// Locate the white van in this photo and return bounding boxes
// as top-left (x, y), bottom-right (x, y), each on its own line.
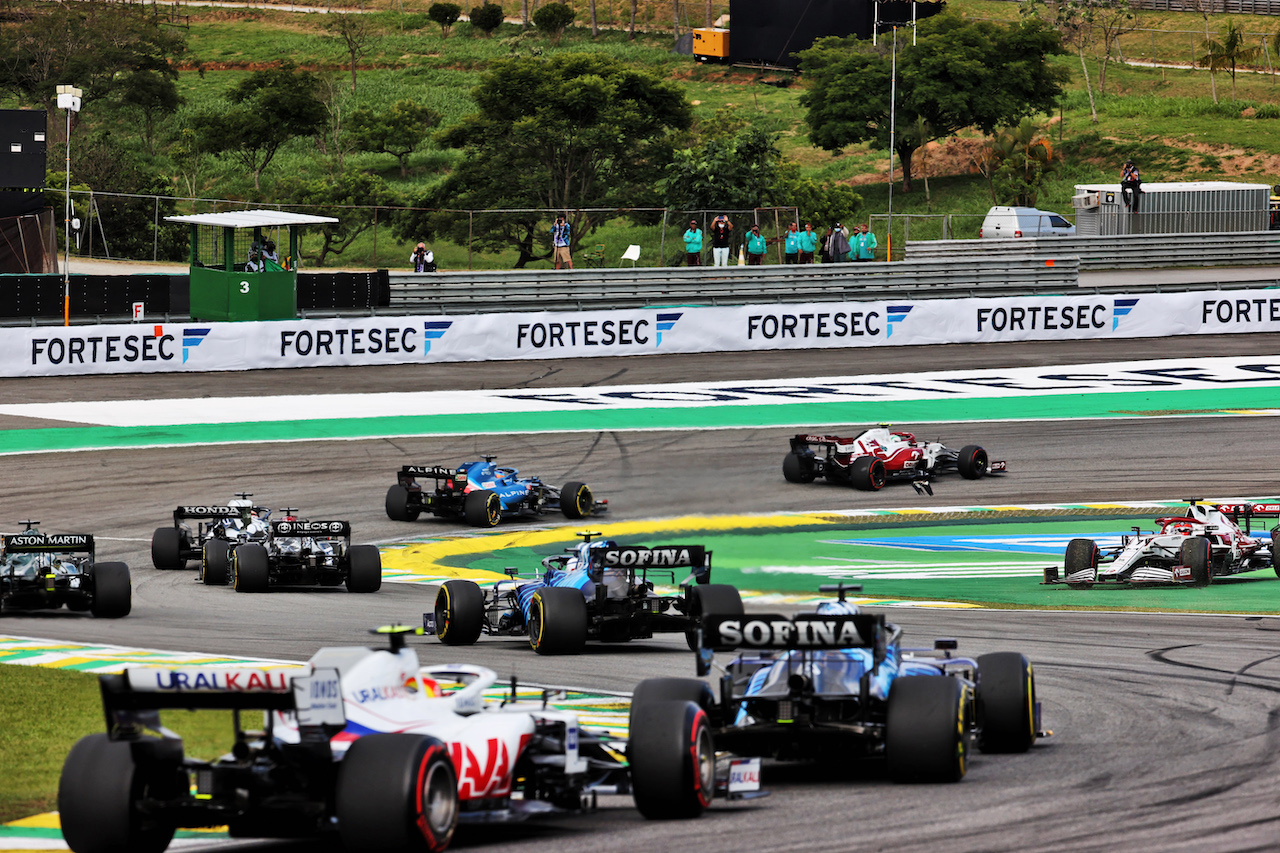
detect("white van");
top-left (979, 206), bottom-right (1076, 238)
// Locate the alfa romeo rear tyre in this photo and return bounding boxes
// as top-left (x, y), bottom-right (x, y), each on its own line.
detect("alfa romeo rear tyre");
top-left (957, 445), bottom-right (989, 479)
top-left (1063, 538), bottom-right (1099, 589)
top-left (433, 580), bottom-right (484, 645)
top-left (850, 456), bottom-right (886, 491)
top-left (1180, 536), bottom-right (1212, 587)
top-left (782, 452), bottom-right (816, 483)
top-left (1272, 526), bottom-right (1280, 578)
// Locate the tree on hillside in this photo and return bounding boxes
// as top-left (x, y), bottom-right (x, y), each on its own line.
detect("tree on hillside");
top-left (469, 3), bottom-right (505, 37)
top-left (347, 100), bottom-right (443, 177)
top-left (1031, 0), bottom-right (1098, 122)
top-left (285, 170), bottom-right (403, 267)
top-left (1199, 19), bottom-right (1259, 101)
top-left (429, 3), bottom-right (462, 38)
top-left (976, 118), bottom-right (1061, 206)
top-left (798, 16), bottom-right (1068, 193)
top-left (113, 69), bottom-right (181, 154)
top-left (533, 3), bottom-right (575, 45)
top-left (325, 13), bottom-right (373, 92)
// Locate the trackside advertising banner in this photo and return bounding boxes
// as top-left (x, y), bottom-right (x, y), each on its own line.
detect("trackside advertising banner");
top-left (6, 290), bottom-right (1280, 377)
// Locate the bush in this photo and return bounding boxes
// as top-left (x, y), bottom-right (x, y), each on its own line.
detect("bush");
top-left (469, 2), bottom-right (504, 36)
top-left (428, 2), bottom-right (462, 38)
top-left (532, 2), bottom-right (575, 45)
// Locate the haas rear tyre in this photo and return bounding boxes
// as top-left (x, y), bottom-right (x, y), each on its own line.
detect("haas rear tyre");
top-left (150, 527), bottom-right (186, 570)
top-left (201, 540), bottom-right (230, 586)
top-left (1180, 536), bottom-right (1212, 587)
top-left (346, 544), bottom-right (382, 593)
top-left (850, 456), bottom-right (886, 491)
top-left (684, 583), bottom-right (743, 651)
top-left (528, 587), bottom-right (588, 655)
top-left (957, 445), bottom-right (989, 479)
top-left (1063, 538), bottom-right (1099, 589)
top-left (232, 544), bottom-right (270, 593)
top-left (59, 733), bottom-right (180, 853)
top-left (976, 652), bottom-right (1037, 753)
top-left (630, 700), bottom-right (715, 819)
top-left (782, 452), bottom-right (816, 483)
top-left (385, 484), bottom-right (420, 522)
top-left (560, 481), bottom-right (594, 519)
top-left (433, 580), bottom-right (484, 645)
top-left (886, 676), bottom-right (970, 783)
top-left (336, 733), bottom-right (458, 853)
top-left (89, 562), bottom-right (132, 619)
top-left (463, 489), bottom-right (501, 528)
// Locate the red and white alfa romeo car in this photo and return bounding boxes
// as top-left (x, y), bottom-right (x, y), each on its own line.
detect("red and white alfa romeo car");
top-left (783, 427), bottom-right (1005, 493)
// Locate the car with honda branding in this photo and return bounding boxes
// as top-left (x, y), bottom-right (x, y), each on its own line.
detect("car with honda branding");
top-left (428, 534), bottom-right (742, 654)
top-left (57, 626), bottom-right (746, 853)
top-left (210, 515), bottom-right (382, 594)
top-left (1044, 499), bottom-right (1280, 588)
top-left (385, 457), bottom-right (606, 528)
top-left (0, 522), bottom-right (131, 618)
top-left (639, 584), bottom-right (1045, 783)
top-left (783, 426), bottom-right (1005, 493)
top-left (151, 494), bottom-right (272, 575)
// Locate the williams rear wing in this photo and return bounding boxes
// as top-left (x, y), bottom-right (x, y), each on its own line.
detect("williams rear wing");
top-left (590, 545), bottom-right (712, 585)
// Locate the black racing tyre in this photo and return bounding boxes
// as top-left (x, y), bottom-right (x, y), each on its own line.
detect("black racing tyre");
top-left (850, 456), bottom-right (887, 491)
top-left (560, 481), bottom-right (594, 519)
top-left (1272, 526), bottom-right (1280, 578)
top-left (59, 733), bottom-right (180, 853)
top-left (89, 563), bottom-right (132, 619)
top-left (346, 545), bottom-right (383, 593)
top-left (433, 580), bottom-right (484, 645)
top-left (684, 583), bottom-right (744, 651)
top-left (782, 452), bottom-right (816, 483)
top-left (629, 700), bottom-right (715, 819)
top-left (957, 445), bottom-right (990, 479)
top-left (201, 539), bottom-right (230, 586)
top-left (232, 544), bottom-right (270, 593)
top-left (385, 484), bottom-right (421, 522)
top-left (1063, 538), bottom-right (1099, 589)
top-left (463, 489), bottom-right (502, 528)
top-left (528, 586), bottom-right (588, 655)
top-left (150, 527), bottom-right (186, 570)
top-left (631, 678), bottom-right (716, 714)
top-left (886, 675), bottom-right (970, 783)
top-left (976, 652), bottom-right (1037, 753)
top-left (1180, 535), bottom-right (1212, 587)
top-left (336, 733), bottom-right (458, 853)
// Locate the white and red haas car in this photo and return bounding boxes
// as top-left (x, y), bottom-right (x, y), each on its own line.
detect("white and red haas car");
top-left (783, 427), bottom-right (1005, 493)
top-left (1044, 500), bottom-right (1280, 588)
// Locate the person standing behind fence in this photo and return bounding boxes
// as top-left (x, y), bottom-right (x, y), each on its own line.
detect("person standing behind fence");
top-left (829, 222), bottom-right (851, 263)
top-left (710, 214), bottom-right (733, 267)
top-left (683, 219), bottom-right (704, 266)
top-left (783, 223), bottom-right (801, 264)
top-left (411, 242), bottom-right (431, 272)
top-left (745, 223), bottom-right (767, 265)
top-left (551, 215), bottom-right (573, 269)
top-left (1120, 159), bottom-right (1142, 213)
top-left (798, 222), bottom-right (818, 264)
top-left (855, 224), bottom-right (878, 261)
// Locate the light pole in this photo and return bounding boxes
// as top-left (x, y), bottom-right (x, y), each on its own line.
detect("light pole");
top-left (56, 84), bottom-right (82, 327)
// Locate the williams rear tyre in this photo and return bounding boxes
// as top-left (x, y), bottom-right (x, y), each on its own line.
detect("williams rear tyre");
top-left (232, 544), bottom-right (270, 593)
top-left (850, 456), bottom-right (886, 491)
top-left (631, 678), bottom-right (716, 713)
top-left (684, 583), bottom-right (743, 651)
top-left (560, 481), bottom-right (594, 519)
top-left (1272, 526), bottom-right (1280, 578)
top-left (976, 652), bottom-right (1037, 754)
top-left (886, 675), bottom-right (970, 783)
top-left (336, 733), bottom-right (458, 853)
top-left (150, 527), bottom-right (186, 570)
top-left (433, 580), bottom-right (484, 645)
top-left (782, 452), bottom-right (816, 483)
top-left (463, 489), bottom-right (501, 528)
top-left (957, 445), bottom-right (989, 479)
top-left (385, 484), bottom-right (421, 522)
top-left (1180, 535), bottom-right (1212, 587)
top-left (201, 540), bottom-right (230, 586)
top-left (59, 733), bottom-right (180, 853)
top-left (528, 587), bottom-right (588, 655)
top-left (345, 545), bottom-right (382, 593)
top-left (629, 700), bottom-right (715, 819)
top-left (88, 563), bottom-right (131, 619)
top-left (1063, 538), bottom-right (1099, 589)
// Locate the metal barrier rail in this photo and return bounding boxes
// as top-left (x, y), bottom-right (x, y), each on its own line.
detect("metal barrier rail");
top-left (903, 231), bottom-right (1280, 271)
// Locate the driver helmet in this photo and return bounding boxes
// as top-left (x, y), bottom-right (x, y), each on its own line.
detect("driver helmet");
top-left (229, 498), bottom-right (254, 526)
top-left (815, 599), bottom-right (860, 616)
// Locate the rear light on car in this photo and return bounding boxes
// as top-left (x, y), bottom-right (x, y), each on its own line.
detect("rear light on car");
top-left (978, 227), bottom-right (983, 237)
top-left (1014, 230), bottom-right (1023, 237)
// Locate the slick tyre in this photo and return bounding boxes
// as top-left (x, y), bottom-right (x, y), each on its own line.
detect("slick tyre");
top-left (957, 445), bottom-right (990, 479)
top-left (684, 583), bottom-right (743, 651)
top-left (346, 545), bottom-right (383, 593)
top-left (850, 456), bottom-right (886, 491)
top-left (232, 544), bottom-right (269, 593)
top-left (385, 485), bottom-right (420, 522)
top-left (463, 489), bottom-right (501, 528)
top-left (782, 452), bottom-right (816, 483)
top-left (560, 481), bottom-right (594, 519)
top-left (528, 587), bottom-right (588, 655)
top-left (1272, 526), bottom-right (1280, 578)
top-left (150, 528), bottom-right (186, 570)
top-left (631, 678), bottom-right (716, 714)
top-left (886, 675), bottom-right (970, 783)
top-left (1063, 538), bottom-right (1099, 589)
top-left (88, 563), bottom-right (132, 619)
top-left (59, 733), bottom-right (180, 853)
top-left (336, 733), bottom-right (458, 853)
top-left (1180, 536), bottom-right (1212, 587)
top-left (201, 540), bottom-right (230, 586)
top-left (433, 580), bottom-right (484, 645)
top-left (629, 700), bottom-right (715, 819)
top-left (976, 652), bottom-right (1037, 753)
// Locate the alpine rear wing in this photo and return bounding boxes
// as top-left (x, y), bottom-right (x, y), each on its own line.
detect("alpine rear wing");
top-left (397, 465), bottom-right (457, 485)
top-left (3, 532), bottom-right (93, 556)
top-left (590, 545), bottom-right (712, 585)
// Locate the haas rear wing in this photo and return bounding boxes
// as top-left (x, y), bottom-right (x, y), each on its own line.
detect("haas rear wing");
top-left (3, 533), bottom-right (93, 555)
top-left (591, 545), bottom-right (712, 584)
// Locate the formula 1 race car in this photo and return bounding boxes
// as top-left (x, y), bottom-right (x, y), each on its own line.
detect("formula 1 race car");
top-left (58, 627), bottom-right (739, 853)
top-left (203, 515), bottom-right (382, 593)
top-left (782, 427), bottom-right (1005, 493)
top-left (151, 494), bottom-right (272, 571)
top-left (1044, 500), bottom-right (1280, 588)
top-left (426, 534), bottom-right (743, 654)
top-left (386, 457), bottom-right (607, 528)
top-left (634, 584), bottom-right (1044, 783)
top-left (0, 523), bottom-right (131, 618)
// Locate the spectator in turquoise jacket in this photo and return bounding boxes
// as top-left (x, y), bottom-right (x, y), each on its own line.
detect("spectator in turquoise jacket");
top-left (783, 222), bottom-right (801, 264)
top-left (855, 223), bottom-right (878, 261)
top-left (682, 219), bottom-right (703, 266)
top-left (746, 223), bottom-right (767, 265)
top-left (798, 222), bottom-right (818, 264)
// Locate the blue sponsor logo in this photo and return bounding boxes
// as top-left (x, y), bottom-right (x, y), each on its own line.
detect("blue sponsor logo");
top-left (424, 320), bottom-right (453, 354)
top-left (656, 312), bottom-right (682, 347)
top-left (181, 327), bottom-right (211, 364)
top-left (1113, 298), bottom-right (1138, 331)
top-left (885, 304), bottom-right (913, 338)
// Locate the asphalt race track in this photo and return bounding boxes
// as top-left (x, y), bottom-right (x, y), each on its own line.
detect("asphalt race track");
top-left (5, 334), bottom-right (1280, 852)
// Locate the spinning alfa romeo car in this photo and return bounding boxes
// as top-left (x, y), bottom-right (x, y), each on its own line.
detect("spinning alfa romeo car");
top-left (202, 514), bottom-right (382, 594)
top-left (58, 627), bottom-right (743, 853)
top-left (782, 427), bottom-right (1005, 492)
top-left (1044, 500), bottom-right (1280, 588)
top-left (0, 523), bottom-right (131, 618)
top-left (635, 584), bottom-right (1045, 783)
top-left (427, 535), bottom-right (742, 654)
top-left (385, 457), bottom-right (606, 528)
top-left (151, 495), bottom-right (271, 572)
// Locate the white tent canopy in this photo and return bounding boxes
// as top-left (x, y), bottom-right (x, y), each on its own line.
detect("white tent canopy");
top-left (165, 210), bottom-right (338, 228)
